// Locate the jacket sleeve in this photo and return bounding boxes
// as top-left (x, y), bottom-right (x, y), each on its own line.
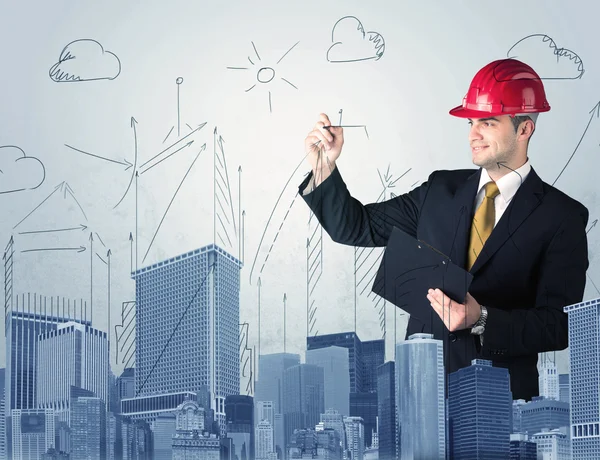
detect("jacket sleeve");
top-left (479, 204), bottom-right (589, 357)
top-left (298, 164), bottom-right (433, 247)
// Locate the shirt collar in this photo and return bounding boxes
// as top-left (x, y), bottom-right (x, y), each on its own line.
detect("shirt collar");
top-left (477, 158), bottom-right (532, 203)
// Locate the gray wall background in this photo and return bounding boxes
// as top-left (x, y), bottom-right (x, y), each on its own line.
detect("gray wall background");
top-left (1, 0), bottom-right (598, 385)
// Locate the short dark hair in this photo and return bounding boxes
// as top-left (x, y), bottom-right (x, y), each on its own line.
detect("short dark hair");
top-left (510, 115), bottom-right (533, 133)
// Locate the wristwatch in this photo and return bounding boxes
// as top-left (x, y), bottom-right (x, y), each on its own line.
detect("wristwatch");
top-left (471, 305), bottom-right (488, 335)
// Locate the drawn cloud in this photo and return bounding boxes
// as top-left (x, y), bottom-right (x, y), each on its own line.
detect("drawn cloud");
top-left (0, 145), bottom-right (45, 194)
top-left (507, 34), bottom-right (584, 80)
top-left (49, 39), bottom-right (121, 82)
top-left (327, 16), bottom-right (385, 63)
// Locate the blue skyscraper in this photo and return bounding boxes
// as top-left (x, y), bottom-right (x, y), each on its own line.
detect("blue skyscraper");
top-left (519, 397), bottom-right (569, 437)
top-left (361, 340), bottom-right (384, 393)
top-left (509, 433), bottom-right (537, 459)
top-left (36, 321), bottom-right (109, 424)
top-left (448, 359), bottom-right (512, 459)
top-left (306, 346), bottom-right (350, 416)
top-left (225, 395), bottom-right (254, 460)
top-left (255, 353), bottom-right (301, 414)
top-left (133, 244), bottom-right (241, 432)
top-left (282, 364), bottom-right (324, 449)
top-left (307, 333), bottom-right (363, 393)
top-left (564, 297), bottom-right (600, 459)
top-left (70, 397), bottom-right (107, 459)
top-left (395, 333), bottom-right (445, 460)
top-left (4, 293), bottom-right (90, 414)
top-left (376, 361), bottom-right (395, 460)
top-left (306, 333), bottom-right (382, 448)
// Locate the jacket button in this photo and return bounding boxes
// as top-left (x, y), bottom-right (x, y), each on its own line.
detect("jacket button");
top-left (449, 333), bottom-right (457, 342)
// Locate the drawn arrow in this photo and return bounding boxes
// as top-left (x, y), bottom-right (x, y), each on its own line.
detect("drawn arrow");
top-left (129, 232), bottom-right (133, 273)
top-left (586, 219), bottom-right (598, 234)
top-left (242, 210), bottom-right (246, 265)
top-left (65, 144), bottom-right (133, 170)
top-left (140, 140), bottom-right (195, 175)
top-left (114, 117), bottom-right (139, 209)
top-left (89, 232), bottom-right (94, 324)
top-left (13, 182), bottom-right (63, 229)
top-left (257, 277), bottom-right (262, 357)
top-left (21, 246), bottom-right (86, 254)
top-left (135, 171), bottom-right (139, 273)
top-left (140, 122), bottom-right (207, 170)
top-left (239, 165), bottom-right (242, 262)
top-left (107, 249), bottom-right (112, 359)
top-left (553, 101), bottom-right (600, 186)
top-left (249, 154), bottom-right (306, 285)
top-left (18, 224), bottom-right (88, 235)
top-left (215, 129), bottom-right (237, 239)
top-left (283, 292), bottom-right (287, 353)
top-left (142, 144), bottom-right (207, 263)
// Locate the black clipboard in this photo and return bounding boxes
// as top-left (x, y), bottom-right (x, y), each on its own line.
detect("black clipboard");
top-left (371, 226), bottom-right (473, 322)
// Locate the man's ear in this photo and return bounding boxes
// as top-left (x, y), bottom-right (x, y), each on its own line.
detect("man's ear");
top-left (520, 120), bottom-right (535, 141)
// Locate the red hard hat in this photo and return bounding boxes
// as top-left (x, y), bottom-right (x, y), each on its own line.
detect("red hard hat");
top-left (449, 58), bottom-right (550, 118)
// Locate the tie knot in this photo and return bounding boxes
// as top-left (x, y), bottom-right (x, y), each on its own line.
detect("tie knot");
top-left (484, 181), bottom-right (500, 199)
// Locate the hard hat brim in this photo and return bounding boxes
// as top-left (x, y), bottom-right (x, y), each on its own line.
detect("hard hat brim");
top-left (449, 104), bottom-right (549, 118)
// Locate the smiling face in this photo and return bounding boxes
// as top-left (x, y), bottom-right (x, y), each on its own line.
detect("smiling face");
top-left (468, 115), bottom-right (533, 179)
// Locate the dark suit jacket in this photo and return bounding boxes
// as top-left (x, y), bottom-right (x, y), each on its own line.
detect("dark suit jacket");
top-left (299, 164), bottom-right (589, 401)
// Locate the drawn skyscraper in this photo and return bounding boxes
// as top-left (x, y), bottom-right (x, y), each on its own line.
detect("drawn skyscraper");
top-left (133, 244), bottom-right (241, 433)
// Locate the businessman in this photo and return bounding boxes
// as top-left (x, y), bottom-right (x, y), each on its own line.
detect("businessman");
top-left (298, 58), bottom-right (589, 401)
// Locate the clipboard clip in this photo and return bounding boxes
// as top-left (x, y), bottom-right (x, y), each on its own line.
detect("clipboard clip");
top-left (417, 239), bottom-right (451, 263)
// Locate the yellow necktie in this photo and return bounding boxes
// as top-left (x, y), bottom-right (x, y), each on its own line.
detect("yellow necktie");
top-left (467, 181), bottom-right (500, 270)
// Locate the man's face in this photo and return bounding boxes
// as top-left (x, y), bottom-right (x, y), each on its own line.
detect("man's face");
top-left (467, 115), bottom-right (519, 170)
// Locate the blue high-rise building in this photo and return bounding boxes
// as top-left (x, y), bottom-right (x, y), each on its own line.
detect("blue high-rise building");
top-left (255, 353), bottom-right (301, 414)
top-left (307, 332), bottom-right (363, 393)
top-left (4, 293), bottom-right (90, 414)
top-left (36, 321), bottom-right (109, 424)
top-left (225, 395), bottom-right (254, 460)
top-left (448, 359), bottom-right (512, 459)
top-left (376, 361), bottom-right (395, 460)
top-left (509, 433), bottom-right (537, 459)
top-left (306, 333), bottom-right (382, 448)
top-left (71, 397), bottom-right (107, 459)
top-left (564, 297), bottom-right (600, 459)
top-left (362, 340), bottom-right (384, 393)
top-left (306, 346), bottom-right (350, 416)
top-left (133, 244), bottom-right (241, 433)
top-left (558, 374), bottom-right (569, 404)
top-left (395, 333), bottom-right (445, 460)
top-left (282, 364), bottom-right (324, 450)
top-left (519, 397), bottom-right (570, 437)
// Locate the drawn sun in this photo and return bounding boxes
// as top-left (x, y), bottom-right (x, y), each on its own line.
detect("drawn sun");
top-left (227, 41), bottom-right (299, 112)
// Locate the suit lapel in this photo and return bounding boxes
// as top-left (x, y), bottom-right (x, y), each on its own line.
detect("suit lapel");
top-left (469, 167), bottom-right (545, 274)
top-left (444, 169), bottom-right (481, 271)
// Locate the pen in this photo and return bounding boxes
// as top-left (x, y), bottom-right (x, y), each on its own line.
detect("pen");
top-left (323, 125), bottom-right (365, 129)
